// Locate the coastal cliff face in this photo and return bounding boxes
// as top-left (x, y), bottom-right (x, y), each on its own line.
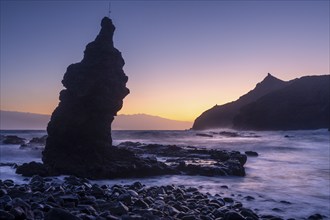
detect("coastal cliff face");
top-left (193, 74), bottom-right (330, 130)
top-left (42, 17), bottom-right (130, 176)
top-left (192, 74), bottom-right (288, 129)
top-left (233, 75), bottom-right (330, 130)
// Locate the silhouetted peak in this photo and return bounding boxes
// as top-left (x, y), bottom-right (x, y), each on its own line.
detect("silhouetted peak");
top-left (257, 73), bottom-right (284, 88)
top-left (82, 17), bottom-right (117, 62)
top-left (95, 17), bottom-right (115, 42)
top-left (263, 73), bottom-right (281, 82)
top-left (235, 73), bottom-right (287, 106)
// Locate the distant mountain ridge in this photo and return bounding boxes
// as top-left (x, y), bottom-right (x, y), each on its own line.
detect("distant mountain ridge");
top-left (192, 74), bottom-right (330, 130)
top-left (0, 111), bottom-right (191, 130)
top-left (112, 114), bottom-right (192, 130)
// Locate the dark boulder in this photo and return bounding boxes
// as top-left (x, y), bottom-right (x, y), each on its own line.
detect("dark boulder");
top-left (2, 135), bottom-right (25, 145)
top-left (44, 208), bottom-right (81, 220)
top-left (29, 135), bottom-right (47, 145)
top-left (16, 162), bottom-right (50, 177)
top-left (224, 211), bottom-right (246, 220)
top-left (245, 151), bottom-right (259, 157)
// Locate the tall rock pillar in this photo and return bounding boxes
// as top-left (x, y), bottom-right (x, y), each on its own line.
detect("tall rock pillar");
top-left (42, 17), bottom-right (129, 175)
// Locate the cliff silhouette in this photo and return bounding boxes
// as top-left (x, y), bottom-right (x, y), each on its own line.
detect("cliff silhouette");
top-left (193, 74), bottom-right (329, 130)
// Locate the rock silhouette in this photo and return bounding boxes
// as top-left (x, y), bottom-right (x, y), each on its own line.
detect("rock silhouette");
top-left (233, 75), bottom-right (330, 130)
top-left (192, 73), bottom-right (288, 129)
top-left (34, 17), bottom-right (172, 179)
top-left (193, 74), bottom-right (330, 130)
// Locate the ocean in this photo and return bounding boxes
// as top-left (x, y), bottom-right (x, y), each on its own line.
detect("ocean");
top-left (0, 129), bottom-right (329, 219)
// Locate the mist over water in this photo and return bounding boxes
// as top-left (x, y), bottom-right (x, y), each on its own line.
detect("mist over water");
top-left (0, 129), bottom-right (329, 219)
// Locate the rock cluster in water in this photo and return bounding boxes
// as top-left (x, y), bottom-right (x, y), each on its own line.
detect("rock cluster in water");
top-left (16, 138), bottom-right (248, 178)
top-left (118, 142), bottom-right (247, 177)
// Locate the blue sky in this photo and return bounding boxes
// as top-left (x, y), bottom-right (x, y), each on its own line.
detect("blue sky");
top-left (1, 1), bottom-right (329, 121)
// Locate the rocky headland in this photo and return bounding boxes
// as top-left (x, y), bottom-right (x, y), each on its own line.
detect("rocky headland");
top-left (193, 74), bottom-right (330, 131)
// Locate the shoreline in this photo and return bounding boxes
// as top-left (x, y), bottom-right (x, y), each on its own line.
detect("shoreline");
top-left (0, 130), bottom-right (329, 219)
top-left (1, 175), bottom-right (325, 220)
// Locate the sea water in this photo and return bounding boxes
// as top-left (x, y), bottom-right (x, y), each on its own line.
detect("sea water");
top-left (0, 129), bottom-right (329, 219)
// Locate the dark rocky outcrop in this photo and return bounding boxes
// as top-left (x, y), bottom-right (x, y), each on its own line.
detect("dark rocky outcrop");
top-left (16, 17), bottom-right (174, 179)
top-left (245, 151), bottom-right (259, 157)
top-left (2, 135), bottom-right (26, 145)
top-left (234, 75), bottom-right (330, 130)
top-left (193, 73), bottom-right (288, 130)
top-left (42, 17), bottom-right (129, 165)
top-left (118, 143), bottom-right (247, 177)
top-left (16, 161), bottom-right (49, 177)
top-left (193, 74), bottom-right (330, 130)
top-left (16, 141), bottom-right (247, 178)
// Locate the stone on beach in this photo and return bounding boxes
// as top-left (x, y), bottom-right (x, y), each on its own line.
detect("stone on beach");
top-left (1, 176), bottom-right (321, 220)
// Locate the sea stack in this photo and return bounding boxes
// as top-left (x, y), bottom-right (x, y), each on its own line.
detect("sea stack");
top-left (42, 17), bottom-right (130, 177)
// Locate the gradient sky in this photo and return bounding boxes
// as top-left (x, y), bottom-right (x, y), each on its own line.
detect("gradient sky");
top-left (1, 1), bottom-right (329, 122)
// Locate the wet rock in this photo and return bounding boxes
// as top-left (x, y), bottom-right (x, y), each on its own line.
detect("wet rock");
top-left (3, 180), bottom-right (14, 187)
top-left (196, 133), bottom-right (213, 138)
top-left (44, 208), bottom-right (81, 220)
top-left (0, 163), bottom-right (17, 168)
top-left (223, 197), bottom-right (234, 203)
top-left (60, 195), bottom-right (79, 206)
top-left (245, 151), bottom-right (259, 157)
top-left (16, 161), bottom-right (50, 177)
top-left (244, 195), bottom-right (255, 201)
top-left (29, 135), bottom-right (48, 144)
top-left (0, 195), bottom-right (12, 205)
top-left (260, 215), bottom-right (283, 220)
top-left (0, 177), bottom-right (313, 220)
top-left (2, 135), bottom-right (25, 145)
top-left (133, 199), bottom-right (149, 209)
top-left (109, 202), bottom-right (129, 216)
top-left (20, 135), bottom-right (48, 150)
top-left (219, 131), bottom-right (240, 137)
top-left (77, 205), bottom-right (97, 216)
top-left (30, 175), bottom-right (44, 184)
top-left (182, 215), bottom-right (197, 220)
top-left (0, 210), bottom-right (15, 220)
top-left (240, 208), bottom-right (259, 220)
top-left (0, 189), bottom-right (7, 197)
top-left (308, 214), bottom-right (324, 220)
top-left (279, 200), bottom-right (291, 204)
top-left (224, 211), bottom-right (245, 220)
